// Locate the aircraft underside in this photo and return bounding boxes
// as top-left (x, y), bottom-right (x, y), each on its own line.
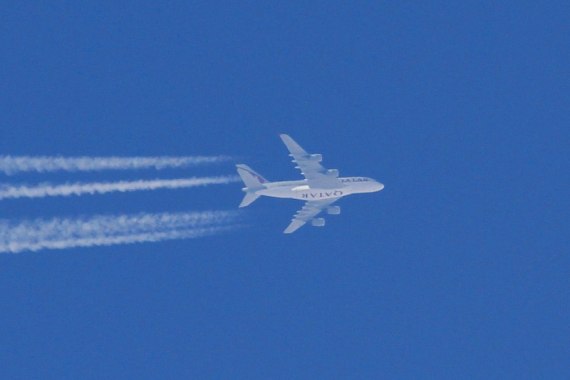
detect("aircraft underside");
top-left (236, 134), bottom-right (384, 233)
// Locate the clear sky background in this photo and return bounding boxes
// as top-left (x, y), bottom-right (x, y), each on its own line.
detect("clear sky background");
top-left (1, 2), bottom-right (568, 378)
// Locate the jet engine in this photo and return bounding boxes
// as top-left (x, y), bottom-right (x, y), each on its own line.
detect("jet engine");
top-left (308, 154), bottom-right (323, 162)
top-left (311, 218), bottom-right (325, 227)
top-left (327, 206), bottom-right (341, 215)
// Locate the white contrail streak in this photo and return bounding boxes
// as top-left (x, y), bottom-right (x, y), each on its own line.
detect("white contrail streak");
top-left (0, 211), bottom-right (238, 253)
top-left (1, 227), bottom-right (234, 254)
top-left (0, 155), bottom-right (231, 175)
top-left (0, 176), bottom-right (240, 200)
top-left (1, 210), bottom-right (236, 240)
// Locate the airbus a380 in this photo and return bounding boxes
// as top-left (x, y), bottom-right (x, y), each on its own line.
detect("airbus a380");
top-left (236, 134), bottom-right (384, 234)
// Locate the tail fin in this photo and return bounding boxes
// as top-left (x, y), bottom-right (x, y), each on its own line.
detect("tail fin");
top-left (236, 164), bottom-right (268, 189)
top-left (236, 164), bottom-right (267, 208)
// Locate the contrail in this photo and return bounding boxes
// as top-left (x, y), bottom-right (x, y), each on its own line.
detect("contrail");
top-left (0, 155), bottom-right (231, 175)
top-left (1, 227), bottom-right (234, 254)
top-left (0, 176), bottom-right (240, 200)
top-left (0, 211), bottom-right (238, 253)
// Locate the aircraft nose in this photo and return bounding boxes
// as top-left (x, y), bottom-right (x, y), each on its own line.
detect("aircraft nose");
top-left (374, 182), bottom-right (384, 192)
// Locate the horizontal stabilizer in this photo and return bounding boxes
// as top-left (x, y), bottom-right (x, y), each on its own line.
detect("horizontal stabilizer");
top-left (239, 192), bottom-right (260, 208)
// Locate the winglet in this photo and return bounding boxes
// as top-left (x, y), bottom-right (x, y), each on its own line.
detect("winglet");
top-left (283, 219), bottom-right (305, 234)
top-left (280, 134), bottom-right (308, 155)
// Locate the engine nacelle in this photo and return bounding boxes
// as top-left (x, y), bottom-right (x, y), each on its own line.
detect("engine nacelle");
top-left (311, 218), bottom-right (325, 227)
top-left (327, 206), bottom-right (341, 215)
top-left (308, 154), bottom-right (323, 162)
top-left (327, 169), bottom-right (339, 177)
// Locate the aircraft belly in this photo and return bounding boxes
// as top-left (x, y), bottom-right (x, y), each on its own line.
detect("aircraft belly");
top-left (259, 186), bottom-right (349, 200)
top-left (294, 189), bottom-right (346, 200)
top-left (257, 188), bottom-right (293, 199)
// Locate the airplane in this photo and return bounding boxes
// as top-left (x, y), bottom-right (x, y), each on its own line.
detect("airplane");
top-left (236, 134), bottom-right (384, 234)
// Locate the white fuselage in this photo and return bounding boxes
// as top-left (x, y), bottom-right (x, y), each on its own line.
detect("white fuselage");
top-left (255, 177), bottom-right (384, 201)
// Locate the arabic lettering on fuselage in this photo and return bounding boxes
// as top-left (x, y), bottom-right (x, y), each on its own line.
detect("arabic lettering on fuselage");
top-left (340, 177), bottom-right (369, 183)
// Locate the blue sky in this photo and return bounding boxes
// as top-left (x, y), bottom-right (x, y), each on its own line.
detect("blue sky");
top-left (1, 2), bottom-right (568, 378)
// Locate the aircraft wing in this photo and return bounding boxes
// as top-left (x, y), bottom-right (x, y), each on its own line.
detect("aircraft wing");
top-left (283, 198), bottom-right (339, 234)
top-left (280, 134), bottom-right (341, 189)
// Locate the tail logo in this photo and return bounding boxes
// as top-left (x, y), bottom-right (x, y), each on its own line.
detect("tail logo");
top-left (242, 167), bottom-right (267, 183)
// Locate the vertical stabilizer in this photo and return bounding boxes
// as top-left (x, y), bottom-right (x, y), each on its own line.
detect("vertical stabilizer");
top-left (236, 164), bottom-right (267, 208)
top-left (236, 164), bottom-right (268, 189)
